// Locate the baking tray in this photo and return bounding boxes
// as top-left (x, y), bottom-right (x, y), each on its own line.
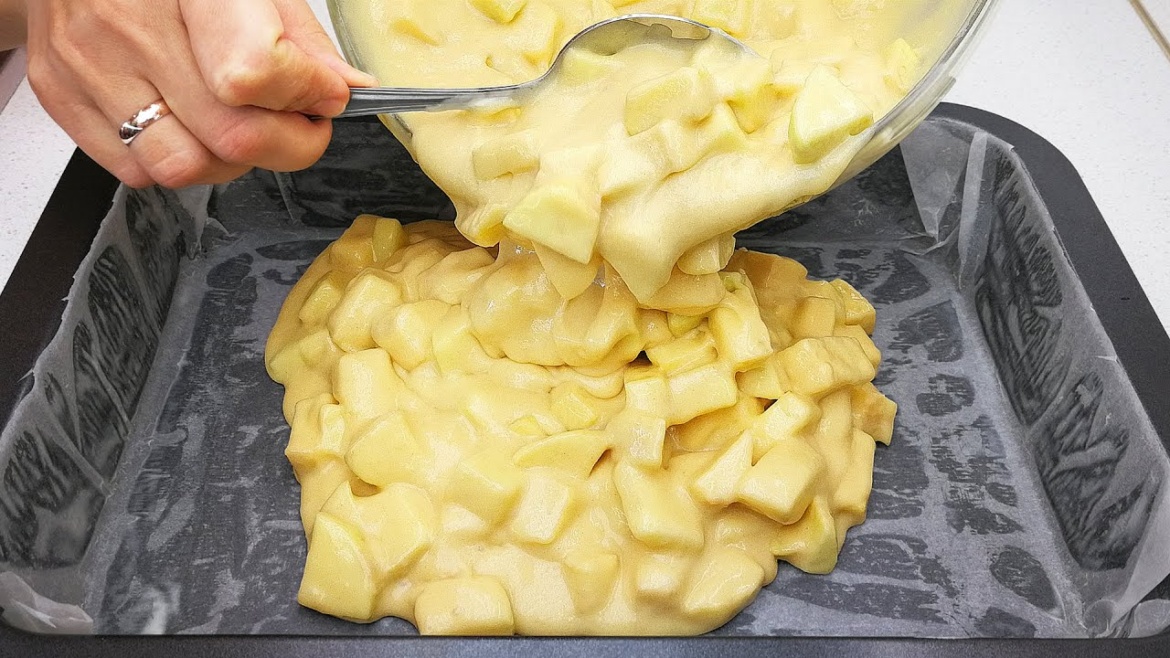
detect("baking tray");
top-left (1, 104), bottom-right (1168, 656)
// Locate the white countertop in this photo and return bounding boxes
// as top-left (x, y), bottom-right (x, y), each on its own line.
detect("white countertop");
top-left (2, 0), bottom-right (1169, 334)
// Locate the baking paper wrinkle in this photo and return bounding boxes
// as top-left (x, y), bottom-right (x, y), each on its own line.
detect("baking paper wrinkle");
top-left (0, 118), bottom-right (1167, 638)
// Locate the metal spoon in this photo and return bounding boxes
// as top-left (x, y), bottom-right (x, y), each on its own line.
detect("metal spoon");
top-left (334, 14), bottom-right (752, 118)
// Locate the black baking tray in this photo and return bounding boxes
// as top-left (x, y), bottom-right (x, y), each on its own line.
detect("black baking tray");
top-left (1, 103), bottom-right (1168, 656)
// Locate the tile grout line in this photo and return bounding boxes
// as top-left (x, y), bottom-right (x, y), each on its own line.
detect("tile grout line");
top-left (1129, 0), bottom-right (1170, 63)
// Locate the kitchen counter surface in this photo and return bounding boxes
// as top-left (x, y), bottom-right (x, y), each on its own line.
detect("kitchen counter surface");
top-left (2, 0), bottom-right (1169, 334)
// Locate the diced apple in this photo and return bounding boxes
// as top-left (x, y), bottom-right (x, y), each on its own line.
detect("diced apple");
top-left (792, 295), bottom-right (838, 339)
top-left (513, 429), bottom-right (609, 478)
top-left (371, 217), bottom-right (407, 262)
top-left (670, 395), bottom-right (765, 452)
top-left (692, 431), bottom-right (752, 505)
top-left (558, 48), bottom-right (621, 85)
top-left (564, 550), bottom-right (620, 612)
top-left (682, 546), bottom-right (765, 619)
top-left (329, 217), bottom-right (377, 271)
top-left (333, 348), bottom-right (403, 418)
top-left (550, 382), bottom-right (601, 430)
top-left (834, 429), bottom-right (877, 525)
top-left (667, 313), bottom-right (704, 338)
top-left (613, 462), bottom-right (705, 549)
top-left (371, 299), bottom-right (450, 370)
top-left (327, 269), bottom-right (402, 352)
top-left (678, 234), bottom-right (736, 276)
top-left (834, 324), bottom-right (881, 368)
top-left (468, 0), bottom-right (526, 23)
top-left (777, 336), bottom-right (877, 397)
top-left (511, 472), bottom-right (575, 544)
top-left (472, 131), bottom-right (540, 180)
top-left (752, 391), bottom-right (820, 459)
top-left (534, 243), bottom-right (599, 301)
top-left (322, 481), bottom-right (435, 578)
top-left (667, 363), bottom-right (738, 425)
top-left (851, 382), bottom-right (897, 445)
top-left (771, 496), bottom-right (839, 574)
top-left (297, 512), bottom-right (377, 621)
top-left (345, 411), bottom-right (428, 488)
top-left (298, 271), bottom-right (347, 326)
top-left (644, 272), bottom-right (726, 316)
top-left (609, 411), bottom-right (667, 468)
top-left (885, 38), bottom-right (921, 94)
top-left (737, 438), bottom-right (825, 524)
top-left (625, 67), bottom-right (718, 136)
top-left (414, 577), bottom-right (515, 635)
top-left (635, 553), bottom-right (689, 599)
top-left (709, 275), bottom-right (773, 371)
top-left (788, 65), bottom-right (874, 164)
top-left (448, 450), bottom-right (525, 522)
top-left (829, 279), bottom-right (876, 333)
top-left (645, 332), bottom-right (718, 375)
top-left (503, 182), bottom-right (600, 264)
top-left (736, 354), bottom-right (791, 400)
top-left (286, 396), bottom-right (347, 472)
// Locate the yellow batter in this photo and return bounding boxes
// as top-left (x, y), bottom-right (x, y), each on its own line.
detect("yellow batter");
top-left (265, 0), bottom-right (914, 636)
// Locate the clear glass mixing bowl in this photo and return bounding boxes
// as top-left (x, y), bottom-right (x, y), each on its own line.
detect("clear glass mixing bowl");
top-left (327, 0), bottom-right (1000, 189)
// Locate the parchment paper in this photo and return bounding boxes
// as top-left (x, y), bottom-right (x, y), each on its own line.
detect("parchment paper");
top-left (0, 116), bottom-right (1167, 638)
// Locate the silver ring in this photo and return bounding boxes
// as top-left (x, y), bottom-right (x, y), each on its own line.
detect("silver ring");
top-left (119, 100), bottom-right (171, 146)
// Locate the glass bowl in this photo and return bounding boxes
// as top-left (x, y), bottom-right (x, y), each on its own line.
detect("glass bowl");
top-left (327, 0), bottom-right (1000, 189)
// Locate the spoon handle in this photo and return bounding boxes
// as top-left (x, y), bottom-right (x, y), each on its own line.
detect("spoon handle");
top-left (336, 85), bottom-right (524, 118)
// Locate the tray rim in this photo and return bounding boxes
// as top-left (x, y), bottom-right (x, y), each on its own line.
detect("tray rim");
top-left (0, 103), bottom-right (1167, 656)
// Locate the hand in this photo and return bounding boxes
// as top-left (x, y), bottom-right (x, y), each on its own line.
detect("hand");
top-left (24, 0), bottom-right (376, 188)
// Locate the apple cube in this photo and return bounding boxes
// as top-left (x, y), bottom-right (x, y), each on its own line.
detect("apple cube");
top-left (609, 411), bottom-right (667, 468)
top-left (833, 324), bottom-right (881, 368)
top-left (415, 577), bottom-right (515, 635)
top-left (771, 496), bottom-right (839, 574)
top-left (667, 363), bottom-right (738, 425)
top-left (328, 269), bottom-right (403, 352)
top-left (829, 279), bottom-right (876, 333)
top-left (333, 348), bottom-right (403, 418)
top-left (448, 450), bottom-right (525, 522)
top-left (851, 382), bottom-right (897, 445)
top-left (372, 299), bottom-right (450, 370)
top-left (613, 462), bottom-right (705, 549)
top-left (558, 48), bottom-right (621, 85)
top-left (345, 411), bottom-right (427, 488)
top-left (777, 336), bottom-right (877, 397)
top-left (297, 512), bottom-right (377, 621)
top-left (691, 431), bottom-right (752, 505)
top-left (468, 0), bottom-right (526, 23)
top-left (753, 391), bottom-right (820, 459)
top-left (792, 295), bottom-right (838, 339)
top-left (682, 546), bottom-right (765, 619)
top-left (472, 130), bottom-right (540, 180)
top-left (511, 473), bottom-right (575, 544)
top-left (635, 553), bottom-right (688, 599)
top-left (737, 438), bottom-right (825, 524)
top-left (564, 550), bottom-right (620, 612)
top-left (298, 271), bottom-right (347, 326)
top-left (513, 429), bottom-right (609, 478)
top-left (503, 182), bottom-right (600, 264)
top-left (645, 332), bottom-right (718, 375)
top-left (625, 67), bottom-right (718, 136)
top-left (678, 234), bottom-right (736, 277)
top-left (286, 396), bottom-right (347, 472)
top-left (789, 66), bottom-right (874, 164)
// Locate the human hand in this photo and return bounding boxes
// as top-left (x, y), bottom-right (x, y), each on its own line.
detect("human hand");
top-left (24, 0), bottom-right (376, 188)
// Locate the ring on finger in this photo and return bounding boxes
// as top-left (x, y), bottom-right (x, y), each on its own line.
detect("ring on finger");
top-left (119, 100), bottom-right (172, 146)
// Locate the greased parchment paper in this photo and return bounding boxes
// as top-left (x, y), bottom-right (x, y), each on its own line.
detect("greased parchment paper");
top-left (1, 116), bottom-right (1167, 638)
